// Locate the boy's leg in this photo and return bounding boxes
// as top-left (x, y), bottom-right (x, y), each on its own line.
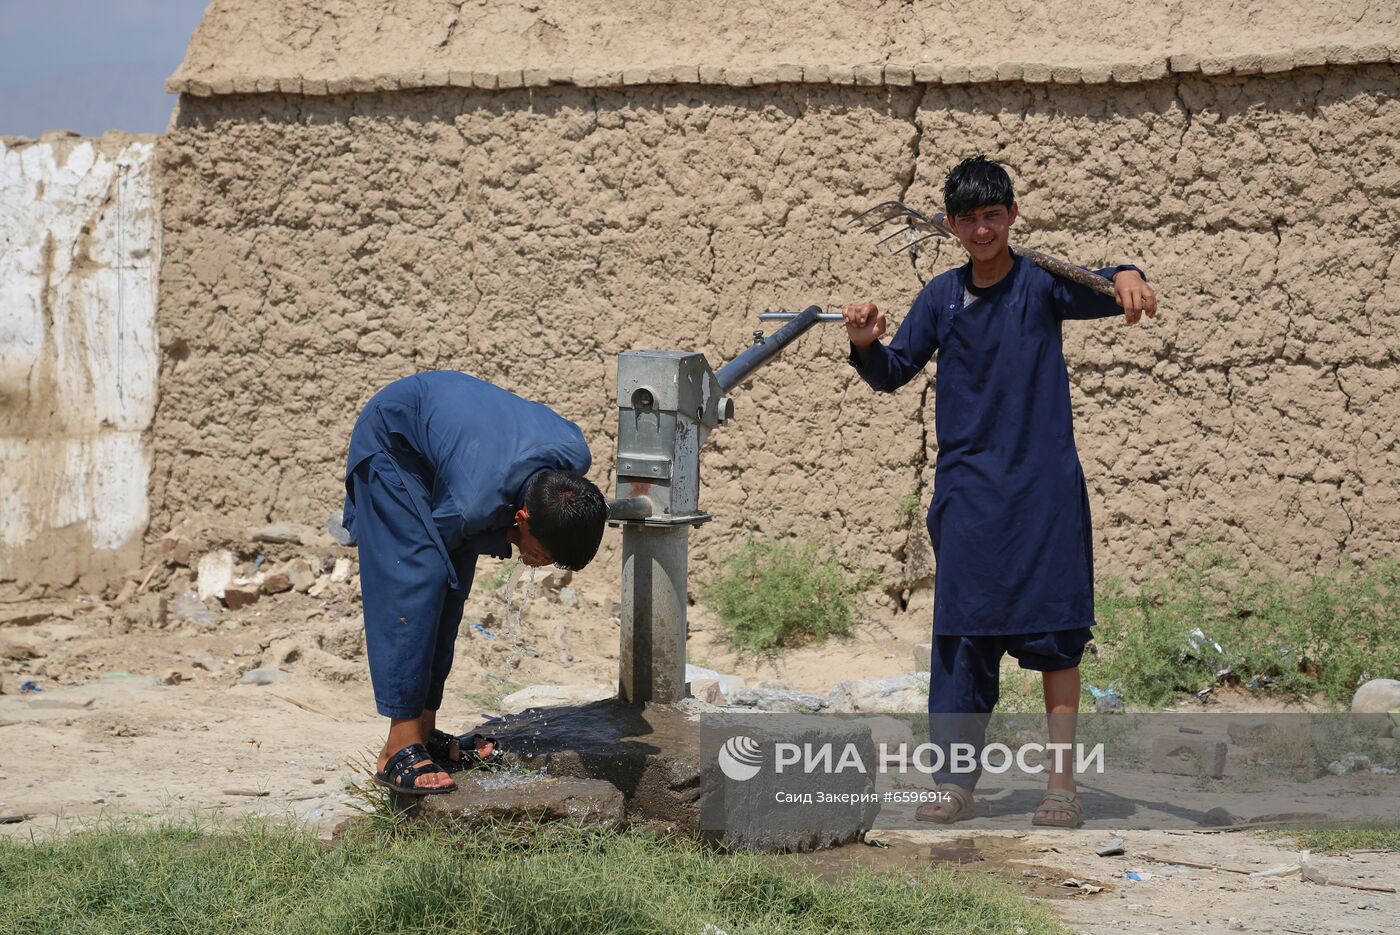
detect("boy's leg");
top-left (922, 633), bottom-right (1003, 819)
top-left (351, 453), bottom-right (455, 789)
top-left (420, 551), bottom-right (480, 761)
top-left (1009, 628), bottom-right (1092, 825)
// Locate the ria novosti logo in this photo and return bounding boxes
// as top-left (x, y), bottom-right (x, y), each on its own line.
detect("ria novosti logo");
top-left (717, 735), bottom-right (763, 781)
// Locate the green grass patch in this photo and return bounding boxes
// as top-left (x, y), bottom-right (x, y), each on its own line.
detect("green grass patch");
top-left (701, 538), bottom-right (877, 654)
top-left (0, 820), bottom-right (1068, 935)
top-left (1085, 546), bottom-right (1400, 708)
top-left (1261, 827), bottom-right (1400, 853)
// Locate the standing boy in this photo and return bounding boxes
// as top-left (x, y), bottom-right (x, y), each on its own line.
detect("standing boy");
top-left (342, 371), bottom-right (608, 794)
top-left (843, 156), bottom-right (1156, 826)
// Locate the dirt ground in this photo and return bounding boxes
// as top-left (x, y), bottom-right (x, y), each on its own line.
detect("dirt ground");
top-left (2, 563), bottom-right (1396, 934)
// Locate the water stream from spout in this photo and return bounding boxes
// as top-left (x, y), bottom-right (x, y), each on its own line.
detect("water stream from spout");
top-left (492, 560), bottom-right (538, 671)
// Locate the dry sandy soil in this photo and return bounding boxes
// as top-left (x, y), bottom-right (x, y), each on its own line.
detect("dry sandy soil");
top-left (2, 557), bottom-right (1395, 935)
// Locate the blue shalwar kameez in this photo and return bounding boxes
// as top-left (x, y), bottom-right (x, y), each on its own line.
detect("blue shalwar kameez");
top-left (341, 371), bottom-right (591, 719)
top-left (851, 252), bottom-right (1140, 787)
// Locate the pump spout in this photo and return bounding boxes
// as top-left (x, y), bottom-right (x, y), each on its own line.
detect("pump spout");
top-left (714, 305), bottom-right (822, 393)
top-left (606, 496), bottom-right (654, 521)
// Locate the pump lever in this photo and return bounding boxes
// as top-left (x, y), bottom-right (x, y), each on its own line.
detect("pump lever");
top-left (757, 311), bottom-right (846, 321)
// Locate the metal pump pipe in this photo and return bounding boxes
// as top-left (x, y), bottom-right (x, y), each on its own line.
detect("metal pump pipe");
top-left (714, 305), bottom-right (823, 392)
top-left (612, 304), bottom-right (830, 706)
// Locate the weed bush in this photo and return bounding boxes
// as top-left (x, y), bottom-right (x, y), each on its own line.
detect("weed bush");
top-left (1087, 546), bottom-right (1400, 708)
top-left (701, 539), bottom-right (875, 654)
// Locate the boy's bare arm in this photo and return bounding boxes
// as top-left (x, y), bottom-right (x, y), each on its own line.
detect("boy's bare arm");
top-left (1111, 269), bottom-right (1157, 325)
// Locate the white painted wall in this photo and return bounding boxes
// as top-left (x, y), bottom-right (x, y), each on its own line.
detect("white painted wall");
top-left (0, 134), bottom-right (159, 591)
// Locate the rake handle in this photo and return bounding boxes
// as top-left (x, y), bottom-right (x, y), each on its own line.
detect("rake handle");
top-left (927, 215), bottom-right (1118, 299)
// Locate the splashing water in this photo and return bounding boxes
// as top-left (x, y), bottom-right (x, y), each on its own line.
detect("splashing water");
top-left (492, 560), bottom-right (538, 670)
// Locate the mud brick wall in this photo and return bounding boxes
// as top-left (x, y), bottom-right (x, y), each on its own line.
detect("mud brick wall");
top-left (152, 63), bottom-right (1400, 602)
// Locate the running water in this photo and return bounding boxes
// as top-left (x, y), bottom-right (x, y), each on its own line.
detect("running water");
top-left (492, 560), bottom-right (538, 670)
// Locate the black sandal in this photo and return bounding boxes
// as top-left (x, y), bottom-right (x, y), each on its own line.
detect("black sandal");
top-left (426, 729), bottom-right (503, 771)
top-left (373, 743), bottom-right (457, 795)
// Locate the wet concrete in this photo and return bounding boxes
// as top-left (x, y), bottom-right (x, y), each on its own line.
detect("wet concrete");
top-left (417, 770), bottom-right (625, 827)
top-left (468, 699), bottom-right (704, 834)
top-left (435, 699), bottom-right (881, 852)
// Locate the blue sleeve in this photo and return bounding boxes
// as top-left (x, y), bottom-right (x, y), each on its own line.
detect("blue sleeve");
top-left (1052, 264), bottom-right (1145, 321)
top-left (846, 286), bottom-right (940, 392)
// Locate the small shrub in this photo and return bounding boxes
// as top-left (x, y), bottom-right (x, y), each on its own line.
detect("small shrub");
top-left (702, 538), bottom-right (875, 654)
top-left (1086, 546), bottom-right (1400, 708)
top-left (896, 489), bottom-right (922, 529)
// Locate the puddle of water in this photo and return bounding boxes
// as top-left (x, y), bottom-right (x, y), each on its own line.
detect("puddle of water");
top-left (471, 768), bottom-right (545, 791)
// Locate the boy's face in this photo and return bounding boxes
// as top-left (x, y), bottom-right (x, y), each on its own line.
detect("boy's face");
top-left (949, 201), bottom-right (1018, 265)
top-left (513, 509), bottom-right (553, 567)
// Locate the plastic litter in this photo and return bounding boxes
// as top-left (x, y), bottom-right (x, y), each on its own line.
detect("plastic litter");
top-left (18, 680), bottom-right (42, 693)
top-left (471, 622), bottom-right (498, 640)
top-left (1186, 627), bottom-right (1223, 656)
top-left (325, 512), bottom-right (355, 547)
top-left (1094, 835), bottom-right (1126, 857)
top-left (1124, 871), bottom-right (1152, 882)
top-left (1085, 684), bottom-right (1125, 713)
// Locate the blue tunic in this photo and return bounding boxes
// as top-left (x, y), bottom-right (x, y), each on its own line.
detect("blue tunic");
top-left (852, 253), bottom-right (1140, 637)
top-left (343, 371), bottom-right (592, 590)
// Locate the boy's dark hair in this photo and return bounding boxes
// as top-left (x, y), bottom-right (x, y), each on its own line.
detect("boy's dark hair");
top-left (524, 470), bottom-right (607, 570)
top-left (943, 155), bottom-right (1015, 217)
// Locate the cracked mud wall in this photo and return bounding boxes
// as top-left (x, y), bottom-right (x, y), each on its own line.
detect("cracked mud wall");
top-left (1, 134), bottom-right (161, 597)
top-left (153, 63), bottom-right (1400, 604)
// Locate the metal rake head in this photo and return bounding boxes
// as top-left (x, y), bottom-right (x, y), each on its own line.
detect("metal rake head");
top-left (848, 199), bottom-right (951, 255)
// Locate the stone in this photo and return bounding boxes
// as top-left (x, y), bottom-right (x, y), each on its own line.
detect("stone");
top-left (288, 559), bottom-right (317, 592)
top-left (192, 651), bottom-right (224, 673)
top-left (1150, 736), bottom-right (1227, 778)
top-left (684, 664), bottom-right (744, 701)
top-left (170, 591), bottom-right (215, 627)
top-left (0, 607), bottom-right (54, 627)
top-left (558, 586), bottom-right (579, 607)
top-left (726, 687), bottom-right (826, 713)
top-left (120, 591), bottom-right (168, 630)
top-left (0, 639), bottom-right (39, 660)
top-left (826, 673), bottom-right (929, 714)
top-left (689, 678), bottom-right (726, 706)
top-left (1325, 753), bottom-right (1371, 775)
top-left (499, 684), bottom-right (615, 714)
top-left (196, 550), bottom-right (235, 601)
top-left (913, 642), bottom-right (932, 672)
top-left (252, 522), bottom-right (315, 545)
top-left (110, 579), bottom-right (138, 608)
top-left (1352, 679), bottom-right (1400, 715)
top-left (239, 667), bottom-right (286, 686)
top-left (303, 647), bottom-right (360, 683)
top-left (261, 571), bottom-right (293, 594)
top-left (417, 771), bottom-right (625, 827)
top-left (222, 586), bottom-right (260, 610)
top-left (484, 700), bottom-right (699, 832)
top-left (1202, 805), bottom-right (1237, 826)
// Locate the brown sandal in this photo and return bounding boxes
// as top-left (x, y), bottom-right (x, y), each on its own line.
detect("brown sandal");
top-left (915, 784), bottom-right (977, 824)
top-left (1031, 788), bottom-right (1084, 828)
